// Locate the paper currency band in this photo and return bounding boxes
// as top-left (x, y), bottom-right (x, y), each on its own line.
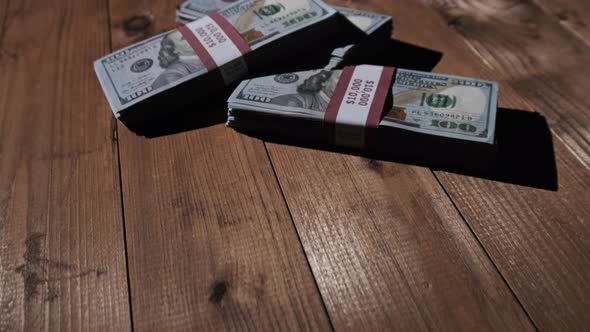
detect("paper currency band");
top-left (178, 13), bottom-right (251, 72)
top-left (324, 65), bottom-right (395, 147)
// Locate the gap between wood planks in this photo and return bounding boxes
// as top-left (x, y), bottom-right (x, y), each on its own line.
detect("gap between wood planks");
top-left (106, 0), bottom-right (335, 329)
top-left (429, 173), bottom-right (539, 329)
top-left (102, 0), bottom-right (136, 328)
top-left (513, 0), bottom-right (590, 171)
top-left (259, 139), bottom-right (537, 330)
top-left (114, 96), bottom-right (136, 332)
top-left (261, 144), bottom-right (336, 332)
top-left (403, 0), bottom-right (590, 329)
top-left (256, 0), bottom-right (584, 328)
top-left (411, 0), bottom-right (560, 327)
top-left (102, 0), bottom-right (585, 330)
top-left (254, 0), bottom-right (539, 329)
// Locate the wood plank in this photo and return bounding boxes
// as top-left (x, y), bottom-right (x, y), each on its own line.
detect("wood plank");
top-left (422, 0), bottom-right (590, 168)
top-left (107, 0), bottom-right (332, 330)
top-left (247, 0), bottom-right (535, 329)
top-left (0, 0), bottom-right (132, 330)
top-left (532, 0), bottom-right (590, 45)
top-left (436, 132), bottom-right (590, 331)
top-left (375, 0), bottom-right (590, 329)
top-left (266, 143), bottom-right (535, 331)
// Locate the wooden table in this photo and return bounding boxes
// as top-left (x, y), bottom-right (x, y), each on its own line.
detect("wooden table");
top-left (1, 0), bottom-right (589, 330)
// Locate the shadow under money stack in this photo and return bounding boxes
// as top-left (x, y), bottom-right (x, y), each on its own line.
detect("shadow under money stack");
top-left (227, 65), bottom-right (499, 170)
top-left (94, 0), bottom-right (367, 129)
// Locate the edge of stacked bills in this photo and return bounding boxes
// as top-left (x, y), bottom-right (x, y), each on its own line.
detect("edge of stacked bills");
top-left (227, 65), bottom-right (499, 169)
top-left (94, 0), bottom-right (367, 127)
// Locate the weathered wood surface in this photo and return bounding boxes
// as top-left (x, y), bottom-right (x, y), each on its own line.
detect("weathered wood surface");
top-left (534, 0), bottom-right (590, 45)
top-left (252, 0), bottom-right (535, 329)
top-left (424, 0), bottom-right (590, 168)
top-left (384, 0), bottom-right (590, 329)
top-left (0, 0), bottom-right (131, 330)
top-left (2, 0), bottom-right (589, 330)
top-left (107, 0), bottom-right (331, 330)
top-left (266, 142), bottom-right (534, 331)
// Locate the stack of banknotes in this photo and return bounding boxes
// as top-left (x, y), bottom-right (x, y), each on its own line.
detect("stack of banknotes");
top-left (94, 0), bottom-right (500, 165)
top-left (94, 0), bottom-right (369, 122)
top-left (176, 0), bottom-right (392, 38)
top-left (227, 65), bottom-right (499, 168)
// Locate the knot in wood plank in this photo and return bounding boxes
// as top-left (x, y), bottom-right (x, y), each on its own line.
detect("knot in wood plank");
top-left (122, 15), bottom-right (152, 34)
top-left (209, 281), bottom-right (229, 303)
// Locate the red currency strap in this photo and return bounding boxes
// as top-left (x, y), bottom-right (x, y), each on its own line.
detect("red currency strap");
top-left (324, 66), bottom-right (355, 125)
top-left (324, 65), bottom-right (396, 128)
top-left (178, 13), bottom-right (251, 72)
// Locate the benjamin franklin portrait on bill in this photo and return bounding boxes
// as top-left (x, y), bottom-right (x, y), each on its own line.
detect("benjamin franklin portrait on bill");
top-left (152, 31), bottom-right (204, 90)
top-left (271, 70), bottom-right (342, 112)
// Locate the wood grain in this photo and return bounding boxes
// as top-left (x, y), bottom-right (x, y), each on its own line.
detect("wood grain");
top-left (0, 0), bottom-right (131, 330)
top-left (533, 0), bottom-right (590, 45)
top-left (436, 132), bottom-right (590, 331)
top-left (238, 1), bottom-right (537, 329)
top-left (266, 143), bottom-right (534, 331)
top-left (107, 0), bottom-right (332, 330)
top-left (374, 0), bottom-right (590, 329)
top-left (423, 0), bottom-right (590, 168)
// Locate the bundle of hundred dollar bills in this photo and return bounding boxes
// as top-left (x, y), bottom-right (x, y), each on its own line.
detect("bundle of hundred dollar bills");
top-left (227, 65), bottom-right (499, 168)
top-left (94, 0), bottom-right (369, 123)
top-left (176, 0), bottom-right (392, 38)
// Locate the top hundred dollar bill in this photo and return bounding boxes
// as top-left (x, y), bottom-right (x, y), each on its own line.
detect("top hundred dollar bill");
top-left (177, 0), bottom-right (392, 36)
top-left (94, 0), bottom-right (351, 118)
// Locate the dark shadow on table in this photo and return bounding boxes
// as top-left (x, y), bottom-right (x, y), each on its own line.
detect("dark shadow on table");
top-left (121, 91), bottom-right (231, 138)
top-left (235, 107), bottom-right (557, 191)
top-left (460, 107), bottom-right (558, 191)
top-left (337, 38), bottom-right (443, 71)
top-left (121, 38), bottom-right (443, 137)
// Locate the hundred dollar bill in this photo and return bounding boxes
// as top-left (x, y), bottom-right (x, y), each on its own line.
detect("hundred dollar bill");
top-left (179, 0), bottom-right (241, 19)
top-left (177, 0), bottom-right (392, 36)
top-left (227, 67), bottom-right (498, 144)
top-left (385, 70), bottom-right (497, 143)
top-left (94, 0), bottom-right (338, 117)
top-left (331, 6), bottom-right (391, 35)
